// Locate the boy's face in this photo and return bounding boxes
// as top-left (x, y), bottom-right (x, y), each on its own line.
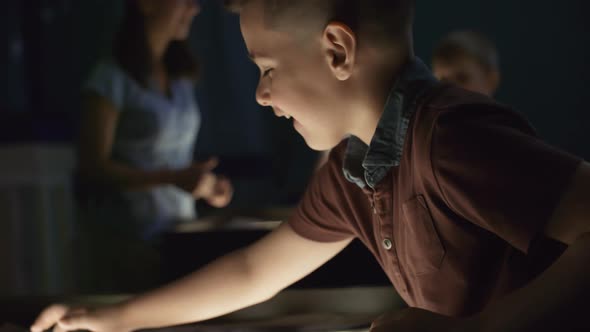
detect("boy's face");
top-left (432, 56), bottom-right (499, 97)
top-left (239, 1), bottom-right (357, 151)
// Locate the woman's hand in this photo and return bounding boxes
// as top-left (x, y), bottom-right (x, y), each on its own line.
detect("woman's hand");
top-left (173, 158), bottom-right (234, 208)
top-left (203, 175), bottom-right (233, 208)
top-left (30, 303), bottom-right (130, 332)
top-left (173, 158), bottom-right (219, 197)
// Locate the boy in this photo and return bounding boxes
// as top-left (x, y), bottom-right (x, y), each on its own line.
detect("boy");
top-left (32, 1), bottom-right (590, 331)
top-left (432, 30), bottom-right (500, 97)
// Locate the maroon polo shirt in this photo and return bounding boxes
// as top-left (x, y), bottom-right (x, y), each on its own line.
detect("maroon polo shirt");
top-left (288, 84), bottom-right (581, 316)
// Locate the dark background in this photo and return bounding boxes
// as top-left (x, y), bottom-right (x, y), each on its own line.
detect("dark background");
top-left (415, 0), bottom-right (590, 160)
top-left (1, 0), bottom-right (588, 172)
top-left (0, 0), bottom-right (588, 297)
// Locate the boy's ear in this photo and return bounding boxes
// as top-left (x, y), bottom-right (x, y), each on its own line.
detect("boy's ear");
top-left (322, 22), bottom-right (357, 81)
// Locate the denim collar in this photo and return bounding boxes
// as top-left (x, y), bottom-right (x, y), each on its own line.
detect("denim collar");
top-left (343, 58), bottom-right (438, 189)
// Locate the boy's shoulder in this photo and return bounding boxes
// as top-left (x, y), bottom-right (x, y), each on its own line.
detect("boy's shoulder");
top-left (419, 83), bottom-right (504, 112)
top-left (415, 83), bottom-right (534, 136)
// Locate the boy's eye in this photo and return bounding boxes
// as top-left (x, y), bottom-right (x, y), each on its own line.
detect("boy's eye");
top-left (262, 68), bottom-right (274, 77)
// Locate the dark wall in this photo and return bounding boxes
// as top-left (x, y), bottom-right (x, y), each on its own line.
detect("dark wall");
top-left (0, 1), bottom-right (27, 113)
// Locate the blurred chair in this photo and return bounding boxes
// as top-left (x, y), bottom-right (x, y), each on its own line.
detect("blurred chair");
top-left (0, 144), bottom-right (76, 296)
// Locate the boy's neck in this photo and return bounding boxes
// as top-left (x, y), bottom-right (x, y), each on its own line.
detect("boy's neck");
top-left (353, 52), bottom-right (414, 145)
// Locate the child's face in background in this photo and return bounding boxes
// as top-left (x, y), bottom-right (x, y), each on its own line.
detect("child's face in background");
top-left (239, 1), bottom-right (359, 151)
top-left (432, 56), bottom-right (499, 97)
top-left (141, 0), bottom-right (201, 41)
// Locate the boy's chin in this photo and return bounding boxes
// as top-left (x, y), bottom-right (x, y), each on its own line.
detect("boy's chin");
top-left (295, 123), bottom-right (342, 151)
top-left (302, 135), bottom-right (341, 152)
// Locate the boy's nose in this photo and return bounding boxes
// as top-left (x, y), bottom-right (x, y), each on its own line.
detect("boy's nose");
top-left (255, 83), bottom-right (271, 107)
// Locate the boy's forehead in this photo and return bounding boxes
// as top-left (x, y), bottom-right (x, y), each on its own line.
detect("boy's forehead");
top-left (248, 50), bottom-right (273, 62)
top-left (240, 9), bottom-right (296, 58)
top-left (239, 9), bottom-right (269, 49)
top-left (240, 18), bottom-right (274, 57)
top-left (239, 1), bottom-right (270, 37)
top-left (238, 0), bottom-right (267, 25)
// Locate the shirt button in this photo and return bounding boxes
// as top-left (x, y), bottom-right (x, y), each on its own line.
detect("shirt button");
top-left (382, 238), bottom-right (393, 250)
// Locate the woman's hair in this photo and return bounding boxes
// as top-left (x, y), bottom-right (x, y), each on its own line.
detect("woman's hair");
top-left (113, 0), bottom-right (198, 87)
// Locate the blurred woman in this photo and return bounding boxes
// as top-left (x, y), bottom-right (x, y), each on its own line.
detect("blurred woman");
top-left (76, 0), bottom-right (232, 292)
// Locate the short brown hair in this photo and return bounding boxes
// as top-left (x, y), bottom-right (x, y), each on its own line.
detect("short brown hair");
top-left (225, 0), bottom-right (415, 49)
top-left (433, 30), bottom-right (499, 72)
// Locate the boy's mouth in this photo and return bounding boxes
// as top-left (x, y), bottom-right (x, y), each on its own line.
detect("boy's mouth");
top-left (273, 107), bottom-right (292, 120)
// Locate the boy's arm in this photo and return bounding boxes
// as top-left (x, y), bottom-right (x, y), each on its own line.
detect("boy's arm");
top-left (31, 223), bottom-right (353, 332)
top-left (471, 161), bottom-right (590, 331)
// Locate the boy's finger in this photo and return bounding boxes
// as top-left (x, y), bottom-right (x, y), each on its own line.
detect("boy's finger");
top-left (58, 313), bottom-right (94, 331)
top-left (30, 304), bottom-right (70, 332)
top-left (66, 307), bottom-right (88, 317)
top-left (52, 325), bottom-right (69, 332)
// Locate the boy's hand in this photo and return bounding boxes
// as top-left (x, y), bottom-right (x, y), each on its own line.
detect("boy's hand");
top-left (30, 304), bottom-right (130, 332)
top-left (370, 308), bottom-right (470, 332)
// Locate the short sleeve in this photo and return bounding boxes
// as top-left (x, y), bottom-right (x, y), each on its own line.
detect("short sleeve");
top-left (431, 104), bottom-right (581, 253)
top-left (288, 144), bottom-right (356, 242)
top-left (84, 61), bottom-right (129, 110)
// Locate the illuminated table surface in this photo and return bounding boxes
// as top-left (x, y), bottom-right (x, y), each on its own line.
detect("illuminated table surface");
top-left (0, 287), bottom-right (405, 331)
top-left (1, 211), bottom-right (403, 331)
